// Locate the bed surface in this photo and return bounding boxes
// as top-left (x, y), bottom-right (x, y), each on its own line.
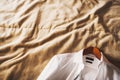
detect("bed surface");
top-left (0, 0), bottom-right (120, 80)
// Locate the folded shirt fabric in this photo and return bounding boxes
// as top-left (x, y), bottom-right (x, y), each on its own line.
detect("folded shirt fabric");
top-left (37, 49), bottom-right (120, 80)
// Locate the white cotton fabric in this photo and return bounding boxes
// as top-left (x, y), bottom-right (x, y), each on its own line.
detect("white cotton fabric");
top-left (37, 49), bottom-right (120, 80)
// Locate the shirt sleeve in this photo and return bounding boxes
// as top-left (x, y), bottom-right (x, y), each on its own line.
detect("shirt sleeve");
top-left (37, 55), bottom-right (60, 80)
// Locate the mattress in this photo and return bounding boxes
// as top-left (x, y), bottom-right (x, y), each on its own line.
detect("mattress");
top-left (0, 0), bottom-right (120, 80)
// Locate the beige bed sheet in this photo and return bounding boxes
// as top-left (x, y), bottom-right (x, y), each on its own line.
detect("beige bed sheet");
top-left (0, 0), bottom-right (120, 80)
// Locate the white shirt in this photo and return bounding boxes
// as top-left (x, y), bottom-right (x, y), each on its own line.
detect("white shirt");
top-left (37, 49), bottom-right (120, 80)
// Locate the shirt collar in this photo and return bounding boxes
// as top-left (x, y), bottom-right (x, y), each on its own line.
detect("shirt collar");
top-left (75, 49), bottom-right (107, 69)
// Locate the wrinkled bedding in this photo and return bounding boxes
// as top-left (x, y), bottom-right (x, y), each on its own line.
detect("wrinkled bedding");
top-left (0, 0), bottom-right (120, 80)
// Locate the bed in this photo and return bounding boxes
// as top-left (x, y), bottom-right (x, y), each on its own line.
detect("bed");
top-left (0, 0), bottom-right (120, 80)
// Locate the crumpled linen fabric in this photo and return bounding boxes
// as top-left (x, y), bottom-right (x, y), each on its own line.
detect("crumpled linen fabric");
top-left (0, 0), bottom-right (120, 80)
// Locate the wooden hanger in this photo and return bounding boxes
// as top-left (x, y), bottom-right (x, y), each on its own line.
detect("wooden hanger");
top-left (83, 47), bottom-right (101, 60)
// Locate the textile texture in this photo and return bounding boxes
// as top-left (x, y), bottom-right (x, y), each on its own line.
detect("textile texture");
top-left (0, 0), bottom-right (120, 80)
